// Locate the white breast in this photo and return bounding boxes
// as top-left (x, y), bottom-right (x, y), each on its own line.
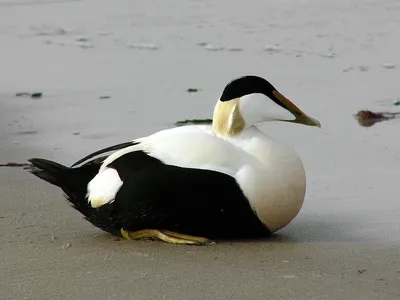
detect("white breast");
top-left (233, 136), bottom-right (306, 232)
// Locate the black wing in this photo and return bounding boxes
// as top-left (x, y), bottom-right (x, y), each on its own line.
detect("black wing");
top-left (70, 141), bottom-right (137, 167)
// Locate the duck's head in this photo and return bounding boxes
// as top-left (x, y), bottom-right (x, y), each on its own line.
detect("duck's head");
top-left (212, 75), bottom-right (321, 136)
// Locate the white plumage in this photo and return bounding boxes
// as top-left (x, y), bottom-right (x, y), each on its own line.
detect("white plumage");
top-left (89, 124), bottom-right (306, 232)
top-left (85, 75), bottom-right (320, 234)
top-left (87, 167), bottom-right (123, 208)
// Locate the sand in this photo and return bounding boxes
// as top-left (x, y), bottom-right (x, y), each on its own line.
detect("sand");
top-left (1, 0), bottom-right (400, 299)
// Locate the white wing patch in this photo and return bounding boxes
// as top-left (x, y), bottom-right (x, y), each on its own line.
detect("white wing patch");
top-left (87, 167), bottom-right (123, 208)
top-left (97, 125), bottom-right (262, 179)
top-left (137, 126), bottom-right (260, 177)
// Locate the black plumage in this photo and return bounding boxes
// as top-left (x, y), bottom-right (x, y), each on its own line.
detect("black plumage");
top-left (220, 75), bottom-right (287, 109)
top-left (28, 148), bottom-right (271, 240)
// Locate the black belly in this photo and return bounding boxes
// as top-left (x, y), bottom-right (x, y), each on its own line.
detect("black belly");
top-left (105, 151), bottom-right (271, 239)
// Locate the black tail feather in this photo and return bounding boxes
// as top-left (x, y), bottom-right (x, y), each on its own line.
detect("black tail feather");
top-left (28, 158), bottom-right (70, 188)
top-left (70, 141), bottom-right (137, 167)
top-left (27, 156), bottom-right (122, 236)
top-left (28, 158), bottom-right (91, 210)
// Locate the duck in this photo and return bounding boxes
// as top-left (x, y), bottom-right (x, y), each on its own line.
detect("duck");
top-left (28, 75), bottom-right (320, 245)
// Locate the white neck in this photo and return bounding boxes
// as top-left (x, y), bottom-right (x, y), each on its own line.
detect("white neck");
top-left (215, 126), bottom-right (274, 164)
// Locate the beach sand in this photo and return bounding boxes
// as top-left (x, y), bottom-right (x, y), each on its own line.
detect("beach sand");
top-left (1, 0), bottom-right (399, 299)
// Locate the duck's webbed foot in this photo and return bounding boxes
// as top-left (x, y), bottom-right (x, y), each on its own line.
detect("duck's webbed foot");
top-left (120, 228), bottom-right (211, 245)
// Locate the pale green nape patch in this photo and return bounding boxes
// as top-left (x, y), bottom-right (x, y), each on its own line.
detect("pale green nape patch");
top-left (212, 98), bottom-right (245, 136)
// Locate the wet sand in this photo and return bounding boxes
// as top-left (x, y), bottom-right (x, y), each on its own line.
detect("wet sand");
top-left (1, 0), bottom-right (400, 299)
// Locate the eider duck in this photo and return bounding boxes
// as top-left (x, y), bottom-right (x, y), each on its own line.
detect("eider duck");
top-left (28, 75), bottom-right (320, 245)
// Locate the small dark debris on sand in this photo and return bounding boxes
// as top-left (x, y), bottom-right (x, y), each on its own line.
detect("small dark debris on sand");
top-left (355, 110), bottom-right (400, 127)
top-left (264, 44), bottom-right (282, 53)
top-left (16, 130), bottom-right (38, 136)
top-left (357, 269), bottom-right (367, 274)
top-left (15, 92), bottom-right (30, 97)
top-left (175, 118), bottom-right (213, 126)
top-left (0, 162), bottom-right (31, 167)
top-left (358, 65), bottom-right (369, 72)
top-left (31, 93), bottom-right (42, 98)
top-left (15, 92), bottom-right (43, 98)
top-left (99, 95), bottom-right (111, 99)
top-left (187, 88), bottom-right (199, 93)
